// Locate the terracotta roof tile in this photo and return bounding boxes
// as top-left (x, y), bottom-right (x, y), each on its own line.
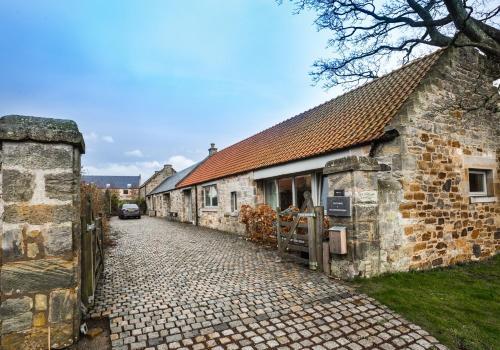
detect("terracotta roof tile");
top-left (178, 50), bottom-right (443, 187)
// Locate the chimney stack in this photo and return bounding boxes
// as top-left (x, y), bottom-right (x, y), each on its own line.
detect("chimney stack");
top-left (208, 143), bottom-right (218, 156)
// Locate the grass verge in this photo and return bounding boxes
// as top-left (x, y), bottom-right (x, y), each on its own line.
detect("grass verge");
top-left (354, 255), bottom-right (499, 350)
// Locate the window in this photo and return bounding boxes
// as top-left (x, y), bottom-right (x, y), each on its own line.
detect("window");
top-left (469, 169), bottom-right (488, 196)
top-left (319, 176), bottom-right (328, 209)
top-left (127, 183), bottom-right (132, 189)
top-left (295, 175), bottom-right (312, 208)
top-left (123, 189), bottom-right (129, 195)
top-left (105, 183), bottom-right (111, 188)
top-left (203, 184), bottom-right (218, 207)
top-left (230, 191), bottom-right (238, 212)
top-left (264, 180), bottom-right (278, 209)
top-left (278, 177), bottom-right (293, 209)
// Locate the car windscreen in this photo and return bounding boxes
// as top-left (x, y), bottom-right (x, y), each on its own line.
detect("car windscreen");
top-left (122, 204), bottom-right (139, 209)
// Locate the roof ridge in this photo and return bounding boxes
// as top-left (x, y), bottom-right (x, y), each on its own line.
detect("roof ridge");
top-left (178, 47), bottom-right (447, 187)
top-left (211, 49), bottom-right (444, 155)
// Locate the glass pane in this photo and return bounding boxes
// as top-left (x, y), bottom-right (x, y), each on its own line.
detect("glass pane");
top-left (204, 188), bottom-right (210, 206)
top-left (469, 172), bottom-right (485, 193)
top-left (278, 177), bottom-right (293, 209)
top-left (231, 192), bottom-right (237, 211)
top-left (265, 180), bottom-right (278, 209)
top-left (320, 175), bottom-right (329, 206)
top-left (295, 175), bottom-right (312, 208)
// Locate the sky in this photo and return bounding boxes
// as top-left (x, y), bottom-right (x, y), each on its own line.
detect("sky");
top-left (0, 0), bottom-right (342, 182)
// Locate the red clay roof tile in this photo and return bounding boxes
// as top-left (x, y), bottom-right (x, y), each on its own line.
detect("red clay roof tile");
top-left (178, 50), bottom-right (443, 187)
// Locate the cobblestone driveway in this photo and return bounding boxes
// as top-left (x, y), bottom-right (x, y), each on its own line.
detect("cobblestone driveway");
top-left (90, 217), bottom-right (445, 350)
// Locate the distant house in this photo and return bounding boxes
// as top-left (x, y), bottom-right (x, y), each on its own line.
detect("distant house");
top-left (82, 175), bottom-right (141, 200)
top-left (139, 164), bottom-right (175, 199)
top-left (146, 163), bottom-right (200, 220)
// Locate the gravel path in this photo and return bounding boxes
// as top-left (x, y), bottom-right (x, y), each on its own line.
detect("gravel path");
top-left (89, 217), bottom-right (445, 350)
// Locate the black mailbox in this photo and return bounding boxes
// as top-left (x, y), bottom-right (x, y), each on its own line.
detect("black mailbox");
top-left (327, 196), bottom-right (351, 217)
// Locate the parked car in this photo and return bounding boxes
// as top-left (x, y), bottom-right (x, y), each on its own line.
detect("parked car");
top-left (119, 203), bottom-right (141, 219)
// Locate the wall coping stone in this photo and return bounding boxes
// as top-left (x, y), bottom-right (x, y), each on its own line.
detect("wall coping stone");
top-left (323, 155), bottom-right (389, 174)
top-left (0, 115), bottom-right (85, 153)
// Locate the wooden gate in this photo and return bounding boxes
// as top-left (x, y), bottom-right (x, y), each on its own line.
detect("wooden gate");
top-left (81, 194), bottom-right (105, 306)
top-left (276, 191), bottom-right (325, 271)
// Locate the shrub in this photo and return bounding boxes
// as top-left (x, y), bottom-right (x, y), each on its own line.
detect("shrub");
top-left (239, 204), bottom-right (330, 244)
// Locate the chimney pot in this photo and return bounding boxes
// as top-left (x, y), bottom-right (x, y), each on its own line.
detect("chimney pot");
top-left (208, 143), bottom-right (218, 156)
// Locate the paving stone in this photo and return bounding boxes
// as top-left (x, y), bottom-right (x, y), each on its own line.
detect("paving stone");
top-left (89, 217), bottom-right (446, 350)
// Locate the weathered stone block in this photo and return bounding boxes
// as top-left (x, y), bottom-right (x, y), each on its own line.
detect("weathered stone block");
top-left (1, 312), bottom-right (33, 334)
top-left (44, 225), bottom-right (73, 257)
top-left (0, 297), bottom-right (33, 335)
top-left (35, 294), bottom-right (47, 311)
top-left (49, 289), bottom-right (75, 323)
top-left (33, 312), bottom-right (46, 327)
top-left (49, 321), bottom-right (75, 349)
top-left (1, 259), bottom-right (75, 294)
top-left (3, 204), bottom-right (72, 224)
top-left (2, 169), bottom-right (35, 202)
top-left (45, 173), bottom-right (74, 201)
top-left (1, 142), bottom-right (74, 169)
top-left (0, 297), bottom-right (33, 319)
top-left (2, 229), bottom-right (23, 260)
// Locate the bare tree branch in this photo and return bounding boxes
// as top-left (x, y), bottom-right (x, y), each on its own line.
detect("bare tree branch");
top-left (281, 0), bottom-right (500, 88)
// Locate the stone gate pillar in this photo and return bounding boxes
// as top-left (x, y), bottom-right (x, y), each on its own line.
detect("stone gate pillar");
top-left (0, 115), bottom-right (85, 349)
top-left (323, 156), bottom-right (388, 279)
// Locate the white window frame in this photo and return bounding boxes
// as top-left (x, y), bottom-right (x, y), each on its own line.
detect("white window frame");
top-left (468, 169), bottom-right (488, 197)
top-left (203, 184), bottom-right (218, 208)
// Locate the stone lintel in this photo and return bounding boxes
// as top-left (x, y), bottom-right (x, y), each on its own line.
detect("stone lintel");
top-left (0, 115), bottom-right (85, 153)
top-left (323, 156), bottom-right (389, 175)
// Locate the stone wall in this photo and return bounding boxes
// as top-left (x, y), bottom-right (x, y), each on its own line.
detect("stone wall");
top-left (324, 47), bottom-right (499, 279)
top-left (387, 47), bottom-right (500, 271)
top-left (0, 115), bottom-right (84, 349)
top-left (139, 165), bottom-right (175, 199)
top-left (324, 156), bottom-right (390, 278)
top-left (197, 173), bottom-right (257, 234)
top-left (150, 188), bottom-right (196, 224)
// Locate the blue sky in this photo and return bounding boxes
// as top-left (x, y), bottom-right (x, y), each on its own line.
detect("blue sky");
top-left (0, 1), bottom-right (341, 181)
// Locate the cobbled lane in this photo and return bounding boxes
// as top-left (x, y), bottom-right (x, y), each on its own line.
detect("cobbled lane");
top-left (90, 217), bottom-right (445, 350)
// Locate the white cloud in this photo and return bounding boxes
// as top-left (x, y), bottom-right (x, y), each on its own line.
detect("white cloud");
top-left (102, 135), bottom-right (114, 143)
top-left (83, 131), bottom-right (98, 142)
top-left (168, 155), bottom-right (195, 170)
top-left (125, 149), bottom-right (144, 157)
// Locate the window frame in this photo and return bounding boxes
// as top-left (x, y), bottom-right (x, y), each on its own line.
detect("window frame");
top-left (203, 184), bottom-right (219, 208)
top-left (123, 189), bottom-right (129, 195)
top-left (263, 172), bottom-right (318, 210)
top-left (230, 191), bottom-right (238, 212)
top-left (468, 169), bottom-right (488, 197)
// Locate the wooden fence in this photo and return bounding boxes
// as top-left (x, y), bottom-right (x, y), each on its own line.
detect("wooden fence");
top-left (276, 191), bottom-right (326, 272)
top-left (81, 194), bottom-right (105, 307)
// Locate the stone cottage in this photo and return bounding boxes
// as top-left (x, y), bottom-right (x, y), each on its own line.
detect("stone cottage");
top-left (174, 47), bottom-right (499, 278)
top-left (139, 164), bottom-right (175, 200)
top-left (146, 163), bottom-right (200, 220)
top-left (82, 175), bottom-right (141, 200)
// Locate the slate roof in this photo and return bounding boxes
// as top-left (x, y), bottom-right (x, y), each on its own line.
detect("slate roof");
top-left (82, 175), bottom-right (141, 189)
top-left (178, 50), bottom-right (444, 188)
top-left (148, 163), bottom-right (200, 195)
